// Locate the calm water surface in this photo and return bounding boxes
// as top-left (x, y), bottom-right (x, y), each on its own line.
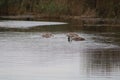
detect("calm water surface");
top-left (0, 21), bottom-right (120, 80)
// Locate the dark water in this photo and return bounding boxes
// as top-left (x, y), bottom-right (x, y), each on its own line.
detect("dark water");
top-left (0, 20), bottom-right (120, 80)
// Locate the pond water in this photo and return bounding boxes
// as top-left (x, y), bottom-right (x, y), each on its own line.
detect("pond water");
top-left (0, 20), bottom-right (120, 80)
top-left (0, 20), bottom-right (67, 28)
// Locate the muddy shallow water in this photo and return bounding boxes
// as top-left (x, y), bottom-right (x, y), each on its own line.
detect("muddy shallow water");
top-left (0, 20), bottom-right (120, 80)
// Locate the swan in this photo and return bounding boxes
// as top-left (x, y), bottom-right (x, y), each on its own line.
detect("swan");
top-left (67, 32), bottom-right (79, 37)
top-left (72, 36), bottom-right (85, 41)
top-left (67, 32), bottom-right (85, 41)
top-left (42, 32), bottom-right (53, 38)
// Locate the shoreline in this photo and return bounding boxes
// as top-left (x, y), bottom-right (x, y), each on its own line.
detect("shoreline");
top-left (0, 15), bottom-right (120, 23)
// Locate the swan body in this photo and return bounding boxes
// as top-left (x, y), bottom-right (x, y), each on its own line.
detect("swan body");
top-left (67, 32), bottom-right (85, 41)
top-left (42, 32), bottom-right (53, 38)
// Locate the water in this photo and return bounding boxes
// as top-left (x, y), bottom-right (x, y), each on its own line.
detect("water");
top-left (0, 20), bottom-right (67, 29)
top-left (0, 20), bottom-right (120, 80)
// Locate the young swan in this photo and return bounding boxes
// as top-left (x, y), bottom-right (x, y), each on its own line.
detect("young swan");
top-left (42, 32), bottom-right (53, 38)
top-left (72, 36), bottom-right (85, 41)
top-left (67, 32), bottom-right (79, 38)
top-left (67, 32), bottom-right (85, 41)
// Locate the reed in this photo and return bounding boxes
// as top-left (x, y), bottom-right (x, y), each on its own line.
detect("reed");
top-left (0, 0), bottom-right (120, 18)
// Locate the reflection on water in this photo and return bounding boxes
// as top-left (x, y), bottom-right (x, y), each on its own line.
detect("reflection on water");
top-left (87, 48), bottom-right (120, 76)
top-left (0, 20), bottom-right (67, 29)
